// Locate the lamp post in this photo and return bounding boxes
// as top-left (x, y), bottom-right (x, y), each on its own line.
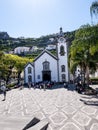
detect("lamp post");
top-left (0, 71), bottom-right (2, 86)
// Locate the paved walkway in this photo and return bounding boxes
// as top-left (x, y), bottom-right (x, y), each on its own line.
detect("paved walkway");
top-left (0, 84), bottom-right (98, 130)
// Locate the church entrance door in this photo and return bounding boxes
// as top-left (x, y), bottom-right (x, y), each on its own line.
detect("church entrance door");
top-left (42, 71), bottom-right (51, 81)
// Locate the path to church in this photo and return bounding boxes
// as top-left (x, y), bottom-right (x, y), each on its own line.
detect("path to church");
top-left (0, 85), bottom-right (98, 130)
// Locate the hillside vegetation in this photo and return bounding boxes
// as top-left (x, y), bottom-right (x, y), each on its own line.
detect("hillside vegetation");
top-left (0, 31), bottom-right (75, 52)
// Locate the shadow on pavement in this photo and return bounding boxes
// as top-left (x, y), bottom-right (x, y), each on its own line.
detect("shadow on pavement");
top-left (22, 117), bottom-right (49, 130)
top-left (80, 99), bottom-right (98, 106)
top-left (81, 95), bottom-right (98, 99)
top-left (40, 123), bottom-right (49, 130)
top-left (66, 84), bottom-right (76, 91)
top-left (50, 84), bottom-right (76, 91)
top-left (22, 117), bottom-right (40, 130)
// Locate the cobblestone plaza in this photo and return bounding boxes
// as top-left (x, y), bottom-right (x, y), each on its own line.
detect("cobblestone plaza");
top-left (0, 85), bottom-right (98, 130)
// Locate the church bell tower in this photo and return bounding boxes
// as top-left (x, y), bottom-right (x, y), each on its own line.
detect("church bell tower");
top-left (57, 27), bottom-right (69, 82)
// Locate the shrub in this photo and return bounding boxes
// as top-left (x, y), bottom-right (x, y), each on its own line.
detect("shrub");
top-left (6, 83), bottom-right (16, 89)
top-left (90, 77), bottom-right (98, 84)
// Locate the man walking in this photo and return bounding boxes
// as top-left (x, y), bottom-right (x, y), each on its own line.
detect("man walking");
top-left (0, 84), bottom-right (7, 101)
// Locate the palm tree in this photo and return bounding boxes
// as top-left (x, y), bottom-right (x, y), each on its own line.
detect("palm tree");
top-left (69, 25), bottom-right (98, 85)
top-left (90, 1), bottom-right (98, 19)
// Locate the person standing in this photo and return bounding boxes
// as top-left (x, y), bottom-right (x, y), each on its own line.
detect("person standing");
top-left (0, 84), bottom-right (7, 101)
top-left (28, 82), bottom-right (31, 89)
top-left (64, 82), bottom-right (66, 88)
top-left (43, 83), bottom-right (46, 91)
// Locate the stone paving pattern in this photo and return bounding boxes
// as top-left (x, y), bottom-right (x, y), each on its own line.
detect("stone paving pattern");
top-left (0, 84), bottom-right (98, 130)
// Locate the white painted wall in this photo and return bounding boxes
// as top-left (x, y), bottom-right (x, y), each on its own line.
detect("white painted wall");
top-left (57, 40), bottom-right (69, 82)
top-left (95, 69), bottom-right (98, 77)
top-left (46, 45), bottom-right (56, 50)
top-left (90, 69), bottom-right (98, 78)
top-left (14, 47), bottom-right (30, 54)
top-left (24, 64), bottom-right (34, 83)
top-left (34, 52), bottom-right (58, 83)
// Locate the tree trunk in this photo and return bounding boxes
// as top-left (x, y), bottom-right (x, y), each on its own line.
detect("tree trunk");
top-left (85, 66), bottom-right (90, 85)
top-left (17, 71), bottom-right (21, 84)
top-left (6, 69), bottom-right (13, 85)
top-left (81, 64), bottom-right (85, 85)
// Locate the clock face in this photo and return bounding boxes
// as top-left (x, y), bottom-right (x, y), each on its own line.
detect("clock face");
top-left (59, 37), bottom-right (65, 43)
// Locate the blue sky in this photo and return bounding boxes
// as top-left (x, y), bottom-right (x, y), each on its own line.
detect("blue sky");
top-left (0, 0), bottom-right (96, 38)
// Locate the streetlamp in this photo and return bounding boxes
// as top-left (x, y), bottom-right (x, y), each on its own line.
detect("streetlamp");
top-left (0, 73), bottom-right (1, 86)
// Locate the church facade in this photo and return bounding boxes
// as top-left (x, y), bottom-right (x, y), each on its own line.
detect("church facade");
top-left (24, 28), bottom-right (69, 83)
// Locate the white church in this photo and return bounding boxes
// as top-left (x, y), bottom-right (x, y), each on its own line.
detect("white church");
top-left (24, 28), bottom-right (69, 83)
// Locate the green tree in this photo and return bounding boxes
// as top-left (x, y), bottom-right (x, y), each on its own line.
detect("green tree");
top-left (0, 53), bottom-right (17, 84)
top-left (15, 56), bottom-right (31, 84)
top-left (90, 1), bottom-right (98, 20)
top-left (69, 25), bottom-right (98, 84)
top-left (3, 54), bottom-right (16, 83)
top-left (0, 52), bottom-right (32, 85)
top-left (0, 51), bottom-right (5, 85)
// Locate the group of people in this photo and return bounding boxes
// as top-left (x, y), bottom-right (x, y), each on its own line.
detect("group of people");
top-left (27, 82), bottom-right (54, 90)
top-left (1, 81), bottom-right (84, 101)
top-left (0, 81), bottom-right (86, 101)
top-left (75, 81), bottom-right (85, 94)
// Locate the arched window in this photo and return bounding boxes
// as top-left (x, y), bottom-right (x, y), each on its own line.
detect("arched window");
top-left (60, 45), bottom-right (65, 56)
top-left (43, 61), bottom-right (50, 71)
top-left (28, 67), bottom-right (32, 74)
top-left (28, 75), bottom-right (32, 82)
top-left (62, 74), bottom-right (66, 82)
top-left (61, 65), bottom-right (65, 72)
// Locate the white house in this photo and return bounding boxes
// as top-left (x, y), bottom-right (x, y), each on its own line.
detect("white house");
top-left (30, 46), bottom-right (39, 52)
top-left (90, 69), bottom-right (98, 78)
top-left (14, 47), bottom-right (30, 54)
top-left (24, 28), bottom-right (69, 83)
top-left (46, 44), bottom-right (56, 50)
